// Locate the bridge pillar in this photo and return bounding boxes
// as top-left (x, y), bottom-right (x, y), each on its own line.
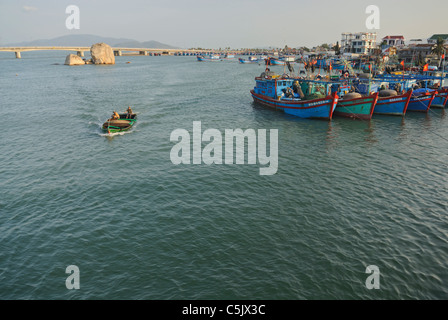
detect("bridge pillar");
top-left (114, 50), bottom-right (122, 56)
top-left (15, 52), bottom-right (21, 59)
top-left (77, 51), bottom-right (84, 57)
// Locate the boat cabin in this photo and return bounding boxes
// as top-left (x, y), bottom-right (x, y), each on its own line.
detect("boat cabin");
top-left (254, 76), bottom-right (333, 100)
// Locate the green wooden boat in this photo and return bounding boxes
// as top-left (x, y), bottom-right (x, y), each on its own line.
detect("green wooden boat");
top-left (102, 111), bottom-right (137, 133)
top-left (334, 92), bottom-right (379, 120)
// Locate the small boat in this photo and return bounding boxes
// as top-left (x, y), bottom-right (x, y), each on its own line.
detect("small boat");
top-left (334, 92), bottom-right (379, 120)
top-left (239, 56), bottom-right (262, 64)
top-left (431, 87), bottom-right (448, 108)
top-left (197, 54), bottom-right (221, 62)
top-left (374, 90), bottom-right (413, 116)
top-left (279, 55), bottom-right (296, 62)
top-left (102, 110), bottom-right (137, 133)
top-left (250, 74), bottom-right (338, 120)
top-left (221, 53), bottom-right (235, 60)
top-left (270, 58), bottom-right (286, 65)
top-left (239, 58), bottom-right (254, 64)
top-left (407, 89), bottom-right (437, 112)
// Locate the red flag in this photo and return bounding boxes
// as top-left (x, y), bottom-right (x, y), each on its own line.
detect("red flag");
top-left (442, 54), bottom-right (446, 60)
top-left (423, 64), bottom-right (429, 71)
top-left (329, 63), bottom-right (332, 71)
top-left (400, 60), bottom-right (405, 66)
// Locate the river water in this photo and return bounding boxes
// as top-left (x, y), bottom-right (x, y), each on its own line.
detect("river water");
top-left (0, 51), bottom-right (447, 299)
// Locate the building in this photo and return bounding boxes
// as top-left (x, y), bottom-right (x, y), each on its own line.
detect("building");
top-left (427, 34), bottom-right (448, 44)
top-left (382, 35), bottom-right (405, 48)
top-left (398, 44), bottom-right (434, 64)
top-left (341, 32), bottom-right (377, 55)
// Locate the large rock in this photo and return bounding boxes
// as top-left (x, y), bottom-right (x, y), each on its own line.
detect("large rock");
top-left (90, 43), bottom-right (115, 65)
top-left (64, 54), bottom-right (85, 66)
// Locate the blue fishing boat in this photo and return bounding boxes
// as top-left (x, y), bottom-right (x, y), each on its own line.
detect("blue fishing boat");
top-left (374, 90), bottom-right (413, 116)
top-left (239, 56), bottom-right (260, 64)
top-left (432, 88), bottom-right (448, 108)
top-left (407, 89), bottom-right (437, 112)
top-left (221, 53), bottom-right (235, 60)
top-left (197, 54), bottom-right (221, 62)
top-left (269, 58), bottom-right (286, 65)
top-left (250, 74), bottom-right (338, 120)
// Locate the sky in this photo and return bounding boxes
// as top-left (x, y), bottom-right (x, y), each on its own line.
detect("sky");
top-left (0, 0), bottom-right (447, 48)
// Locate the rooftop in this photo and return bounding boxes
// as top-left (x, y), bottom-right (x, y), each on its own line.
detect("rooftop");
top-left (428, 34), bottom-right (448, 40)
top-left (383, 35), bottom-right (405, 40)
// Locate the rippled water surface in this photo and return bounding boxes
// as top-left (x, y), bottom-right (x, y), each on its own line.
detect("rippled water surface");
top-left (0, 51), bottom-right (447, 299)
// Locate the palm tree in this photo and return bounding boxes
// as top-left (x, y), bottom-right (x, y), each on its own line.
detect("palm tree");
top-left (431, 37), bottom-right (445, 58)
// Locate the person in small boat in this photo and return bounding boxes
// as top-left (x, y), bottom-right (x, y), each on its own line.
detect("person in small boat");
top-left (111, 111), bottom-right (120, 120)
top-left (126, 106), bottom-right (133, 118)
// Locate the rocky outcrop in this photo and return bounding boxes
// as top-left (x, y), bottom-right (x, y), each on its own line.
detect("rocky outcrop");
top-left (64, 54), bottom-right (85, 66)
top-left (90, 43), bottom-right (115, 65)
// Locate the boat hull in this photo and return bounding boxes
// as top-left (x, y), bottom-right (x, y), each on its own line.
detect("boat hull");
top-left (431, 89), bottom-right (448, 108)
top-left (374, 90), bottom-right (412, 116)
top-left (102, 114), bottom-right (137, 133)
top-left (239, 58), bottom-right (257, 64)
top-left (251, 90), bottom-right (338, 120)
top-left (197, 56), bottom-right (221, 62)
top-left (407, 92), bottom-right (437, 112)
top-left (334, 93), bottom-right (379, 120)
top-left (270, 59), bottom-right (286, 65)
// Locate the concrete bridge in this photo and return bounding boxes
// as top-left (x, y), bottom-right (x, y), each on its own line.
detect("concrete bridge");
top-left (0, 46), bottom-right (241, 58)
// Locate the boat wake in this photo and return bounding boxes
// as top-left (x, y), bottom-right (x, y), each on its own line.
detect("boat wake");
top-left (98, 131), bottom-right (132, 137)
top-left (89, 120), bottom-right (137, 138)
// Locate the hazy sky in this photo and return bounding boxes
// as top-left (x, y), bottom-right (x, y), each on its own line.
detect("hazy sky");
top-left (0, 0), bottom-right (446, 48)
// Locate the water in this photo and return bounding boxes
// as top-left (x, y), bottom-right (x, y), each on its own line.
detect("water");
top-left (0, 51), bottom-right (447, 300)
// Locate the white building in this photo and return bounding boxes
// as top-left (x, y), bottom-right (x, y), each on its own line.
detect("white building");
top-left (382, 35), bottom-right (405, 48)
top-left (341, 32), bottom-right (377, 55)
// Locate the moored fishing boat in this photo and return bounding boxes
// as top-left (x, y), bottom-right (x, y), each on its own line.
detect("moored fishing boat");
top-left (374, 90), bottom-right (413, 116)
top-left (407, 89), bottom-right (437, 112)
top-left (334, 92), bottom-right (379, 120)
top-left (221, 53), bottom-right (235, 60)
top-left (197, 54), bottom-right (221, 62)
top-left (250, 73), bottom-right (338, 120)
top-left (102, 109), bottom-right (137, 134)
top-left (270, 58), bottom-right (286, 65)
top-left (431, 87), bottom-right (448, 108)
top-left (239, 56), bottom-right (260, 64)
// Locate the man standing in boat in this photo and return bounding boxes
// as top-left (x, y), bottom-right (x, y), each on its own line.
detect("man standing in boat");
top-left (126, 106), bottom-right (134, 119)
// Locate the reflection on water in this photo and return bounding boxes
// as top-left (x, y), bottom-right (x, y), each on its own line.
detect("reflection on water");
top-left (325, 120), bottom-right (340, 151)
top-left (398, 116), bottom-right (407, 141)
top-left (422, 113), bottom-right (432, 131)
top-left (364, 120), bottom-right (377, 145)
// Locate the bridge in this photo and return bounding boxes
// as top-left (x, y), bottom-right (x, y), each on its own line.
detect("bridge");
top-left (0, 46), bottom-right (241, 58)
